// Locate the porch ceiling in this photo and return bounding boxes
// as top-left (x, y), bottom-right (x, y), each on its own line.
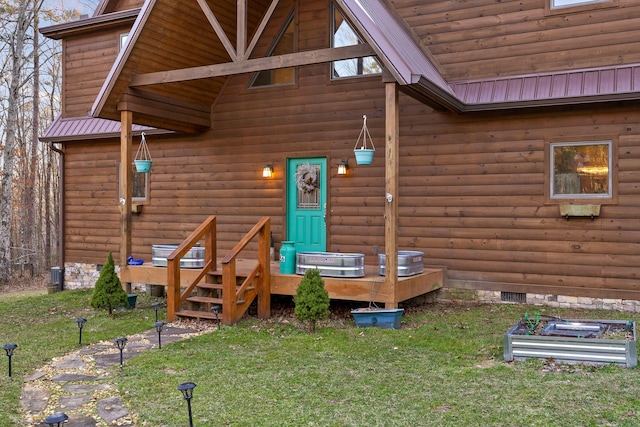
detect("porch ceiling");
top-left (92, 0), bottom-right (275, 133)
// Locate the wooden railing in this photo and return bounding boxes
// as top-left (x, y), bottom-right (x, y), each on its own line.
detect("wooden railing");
top-left (220, 216), bottom-right (271, 324)
top-left (166, 215), bottom-right (216, 321)
top-left (166, 215), bottom-right (271, 325)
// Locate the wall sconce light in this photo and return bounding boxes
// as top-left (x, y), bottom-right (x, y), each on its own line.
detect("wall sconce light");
top-left (262, 164), bottom-right (274, 178)
top-left (338, 160), bottom-right (349, 175)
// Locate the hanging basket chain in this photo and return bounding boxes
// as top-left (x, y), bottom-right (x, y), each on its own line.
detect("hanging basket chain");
top-left (354, 115), bottom-right (375, 151)
top-left (134, 132), bottom-right (152, 162)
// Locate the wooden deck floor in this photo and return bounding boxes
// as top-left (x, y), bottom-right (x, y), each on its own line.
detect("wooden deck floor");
top-left (120, 260), bottom-right (444, 307)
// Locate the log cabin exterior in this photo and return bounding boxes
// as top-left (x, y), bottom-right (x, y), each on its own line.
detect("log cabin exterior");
top-left (40, 0), bottom-right (640, 322)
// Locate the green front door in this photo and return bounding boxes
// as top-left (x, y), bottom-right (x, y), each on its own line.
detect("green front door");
top-left (287, 158), bottom-right (327, 253)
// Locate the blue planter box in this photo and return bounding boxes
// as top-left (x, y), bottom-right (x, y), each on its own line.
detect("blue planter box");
top-left (351, 308), bottom-right (404, 329)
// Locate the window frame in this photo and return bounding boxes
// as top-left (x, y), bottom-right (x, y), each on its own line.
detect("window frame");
top-left (330, 3), bottom-right (381, 80)
top-left (546, 0), bottom-right (617, 15)
top-left (118, 163), bottom-right (149, 204)
top-left (544, 138), bottom-right (618, 204)
top-left (248, 11), bottom-right (297, 89)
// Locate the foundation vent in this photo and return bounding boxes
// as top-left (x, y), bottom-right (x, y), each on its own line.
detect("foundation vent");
top-left (501, 291), bottom-right (526, 303)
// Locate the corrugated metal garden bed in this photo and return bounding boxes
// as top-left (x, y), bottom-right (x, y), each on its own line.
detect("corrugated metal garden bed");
top-left (504, 315), bottom-right (637, 368)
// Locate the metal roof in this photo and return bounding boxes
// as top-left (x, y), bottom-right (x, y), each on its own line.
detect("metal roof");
top-left (40, 115), bottom-right (168, 142)
top-left (451, 63), bottom-right (640, 110)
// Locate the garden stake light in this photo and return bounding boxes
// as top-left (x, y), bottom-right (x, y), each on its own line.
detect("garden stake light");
top-left (3, 343), bottom-right (17, 377)
top-left (115, 337), bottom-right (127, 369)
top-left (211, 305), bottom-right (221, 330)
top-left (44, 412), bottom-right (68, 427)
top-left (178, 381), bottom-right (197, 427)
top-left (75, 317), bottom-right (86, 345)
top-left (151, 302), bottom-right (162, 322)
top-left (154, 321), bottom-right (165, 349)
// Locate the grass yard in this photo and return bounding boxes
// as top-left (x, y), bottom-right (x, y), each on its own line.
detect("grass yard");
top-left (0, 288), bottom-right (639, 426)
top-left (121, 303), bottom-right (640, 426)
top-left (0, 288), bottom-right (160, 425)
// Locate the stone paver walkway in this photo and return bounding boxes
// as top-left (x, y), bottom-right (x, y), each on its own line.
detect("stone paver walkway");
top-left (20, 324), bottom-right (211, 426)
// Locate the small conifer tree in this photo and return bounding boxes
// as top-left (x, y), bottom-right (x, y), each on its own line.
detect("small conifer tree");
top-left (294, 268), bottom-right (330, 332)
top-left (91, 252), bottom-right (129, 315)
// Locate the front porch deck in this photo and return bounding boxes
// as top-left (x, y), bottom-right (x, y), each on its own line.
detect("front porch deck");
top-left (119, 260), bottom-right (444, 307)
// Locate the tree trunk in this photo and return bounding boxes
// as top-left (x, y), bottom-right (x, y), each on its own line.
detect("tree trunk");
top-left (0, 0), bottom-right (30, 285)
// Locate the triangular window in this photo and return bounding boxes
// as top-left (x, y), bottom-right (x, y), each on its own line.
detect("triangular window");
top-left (250, 12), bottom-right (295, 87)
top-left (331, 4), bottom-right (381, 78)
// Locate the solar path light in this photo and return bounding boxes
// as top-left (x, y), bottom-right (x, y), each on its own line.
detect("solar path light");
top-left (151, 302), bottom-right (162, 322)
top-left (114, 337), bottom-right (127, 369)
top-left (75, 317), bottom-right (86, 345)
top-left (2, 343), bottom-right (17, 377)
top-left (44, 412), bottom-right (68, 427)
top-left (154, 321), bottom-right (166, 349)
top-left (178, 381), bottom-right (197, 427)
top-left (211, 305), bottom-right (221, 331)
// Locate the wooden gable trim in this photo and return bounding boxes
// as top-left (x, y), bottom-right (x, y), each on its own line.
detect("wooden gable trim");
top-left (129, 44), bottom-right (375, 87)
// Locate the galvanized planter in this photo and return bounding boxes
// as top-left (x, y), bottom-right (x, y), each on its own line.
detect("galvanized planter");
top-left (504, 319), bottom-right (637, 368)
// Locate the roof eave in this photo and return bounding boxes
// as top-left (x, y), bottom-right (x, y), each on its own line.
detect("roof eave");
top-left (40, 8), bottom-right (140, 40)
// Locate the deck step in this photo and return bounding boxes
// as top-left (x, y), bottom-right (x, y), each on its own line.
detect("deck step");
top-left (197, 282), bottom-right (255, 291)
top-left (175, 310), bottom-right (221, 321)
top-left (185, 296), bottom-right (223, 304)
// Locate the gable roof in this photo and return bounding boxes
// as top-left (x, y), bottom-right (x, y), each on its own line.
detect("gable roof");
top-left (85, 0), bottom-right (640, 132)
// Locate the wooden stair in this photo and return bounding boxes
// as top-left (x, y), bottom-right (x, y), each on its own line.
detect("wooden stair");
top-left (167, 215), bottom-right (271, 325)
top-left (176, 271), bottom-right (253, 321)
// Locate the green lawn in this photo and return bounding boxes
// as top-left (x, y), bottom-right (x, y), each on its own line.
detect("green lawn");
top-left (1, 290), bottom-right (639, 426)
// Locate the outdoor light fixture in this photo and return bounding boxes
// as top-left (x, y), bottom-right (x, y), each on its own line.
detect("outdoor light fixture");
top-left (338, 160), bottom-right (349, 175)
top-left (3, 343), bottom-right (17, 377)
top-left (115, 337), bottom-right (127, 369)
top-left (154, 321), bottom-right (166, 349)
top-left (211, 305), bottom-right (221, 331)
top-left (151, 302), bottom-right (162, 322)
top-left (178, 382), bottom-right (197, 427)
top-left (44, 412), bottom-right (68, 427)
top-left (75, 318), bottom-right (86, 345)
top-left (262, 163), bottom-right (274, 178)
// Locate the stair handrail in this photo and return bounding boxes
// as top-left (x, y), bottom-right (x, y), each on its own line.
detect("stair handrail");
top-left (221, 216), bottom-right (271, 324)
top-left (166, 215), bottom-right (217, 321)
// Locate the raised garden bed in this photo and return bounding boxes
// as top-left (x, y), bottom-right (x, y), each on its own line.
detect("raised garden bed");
top-left (504, 315), bottom-right (637, 368)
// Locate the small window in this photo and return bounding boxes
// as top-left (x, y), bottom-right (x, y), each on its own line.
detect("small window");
top-left (120, 33), bottom-right (129, 51)
top-left (551, 0), bottom-right (610, 9)
top-left (331, 4), bottom-right (381, 79)
top-left (550, 141), bottom-right (612, 200)
top-left (250, 13), bottom-right (295, 88)
top-left (118, 163), bottom-right (149, 203)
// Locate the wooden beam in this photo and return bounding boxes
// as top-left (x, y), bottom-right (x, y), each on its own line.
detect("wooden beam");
top-left (384, 82), bottom-right (399, 307)
top-left (118, 88), bottom-right (211, 129)
top-left (245, 0), bottom-right (280, 59)
top-left (196, 0), bottom-right (236, 61)
top-left (129, 44), bottom-right (376, 86)
top-left (237, 0), bottom-right (247, 61)
top-left (119, 110), bottom-right (133, 292)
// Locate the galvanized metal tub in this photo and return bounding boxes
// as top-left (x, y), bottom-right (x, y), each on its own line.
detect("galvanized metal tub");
top-left (378, 251), bottom-right (424, 276)
top-left (296, 252), bottom-right (365, 278)
top-left (504, 319), bottom-right (637, 367)
top-left (151, 244), bottom-right (205, 269)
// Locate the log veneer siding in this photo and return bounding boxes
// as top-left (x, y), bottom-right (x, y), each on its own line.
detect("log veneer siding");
top-left (61, 0), bottom-right (640, 301)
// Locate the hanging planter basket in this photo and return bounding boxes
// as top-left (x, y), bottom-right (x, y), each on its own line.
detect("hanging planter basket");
top-left (354, 115), bottom-right (375, 165)
top-left (134, 132), bottom-right (152, 173)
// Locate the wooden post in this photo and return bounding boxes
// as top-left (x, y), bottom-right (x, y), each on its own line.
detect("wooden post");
top-left (384, 82), bottom-right (399, 308)
top-left (258, 219), bottom-right (271, 319)
top-left (120, 110), bottom-right (133, 293)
